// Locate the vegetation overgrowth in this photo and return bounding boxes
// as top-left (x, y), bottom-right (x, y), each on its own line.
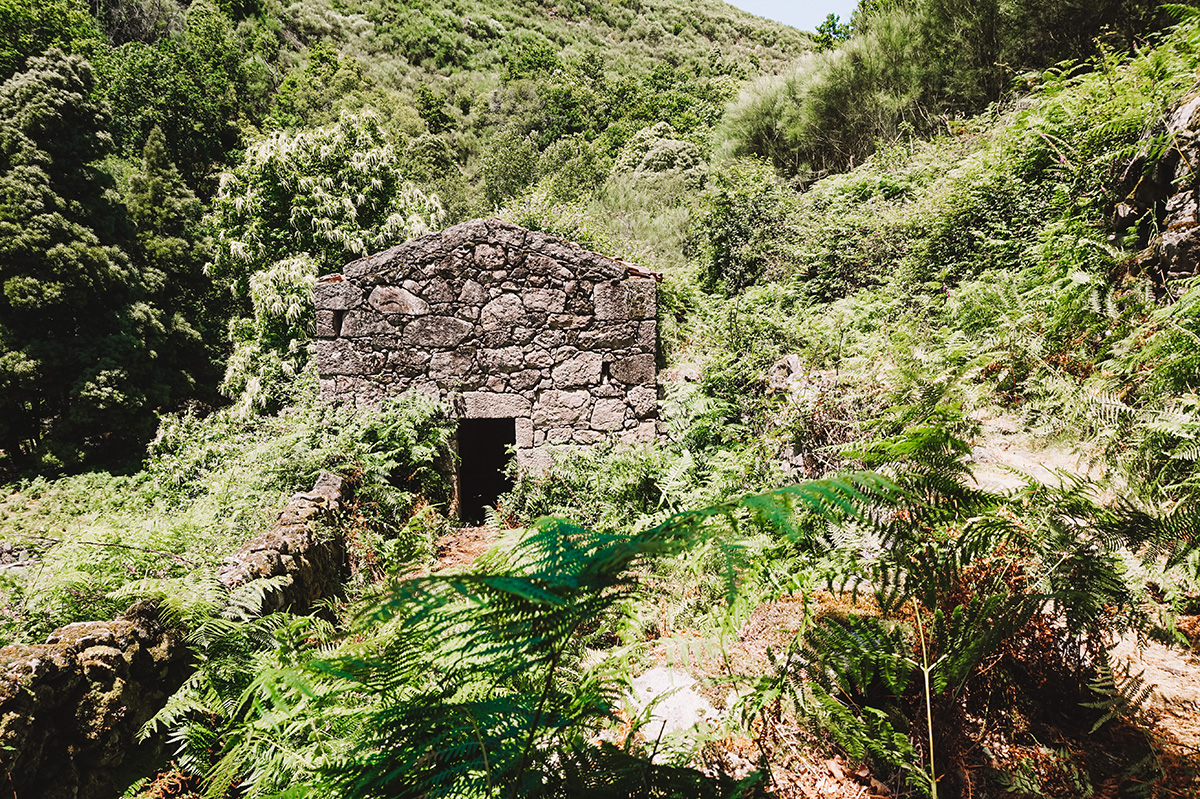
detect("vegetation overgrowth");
top-left (5, 0), bottom-right (1200, 796)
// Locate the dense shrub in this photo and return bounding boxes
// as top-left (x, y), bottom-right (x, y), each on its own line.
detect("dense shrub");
top-left (0, 383), bottom-right (454, 645)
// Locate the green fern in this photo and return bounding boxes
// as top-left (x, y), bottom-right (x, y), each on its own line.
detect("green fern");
top-left (171, 475), bottom-right (900, 798)
top-left (1082, 660), bottom-right (1156, 733)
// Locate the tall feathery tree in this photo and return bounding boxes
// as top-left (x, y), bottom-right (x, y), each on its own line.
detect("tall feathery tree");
top-left (0, 49), bottom-right (170, 468)
top-left (208, 110), bottom-right (445, 414)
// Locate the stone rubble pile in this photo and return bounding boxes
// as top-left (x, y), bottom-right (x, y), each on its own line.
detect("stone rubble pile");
top-left (0, 472), bottom-right (348, 799)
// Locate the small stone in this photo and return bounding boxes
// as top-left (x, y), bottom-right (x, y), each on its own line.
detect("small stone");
top-left (628, 385), bottom-right (657, 417)
top-left (481, 346), bottom-right (524, 373)
top-left (593, 281), bottom-right (627, 320)
top-left (313, 279), bottom-right (362, 311)
top-left (580, 323), bottom-right (638, 349)
top-left (481, 295), bottom-right (524, 329)
top-left (316, 339), bottom-right (364, 376)
top-left (459, 279), bottom-right (487, 304)
top-left (430, 349), bottom-right (474, 378)
top-left (552, 352), bottom-right (604, 388)
top-left (526, 253), bottom-right (572, 278)
top-left (442, 218), bottom-right (488, 250)
top-left (626, 278), bottom-right (656, 319)
top-left (462, 392), bottom-right (532, 418)
top-left (340, 310), bottom-right (394, 338)
top-left (515, 417), bottom-right (534, 448)
top-left (315, 310), bottom-right (339, 338)
top-left (590, 398), bottom-right (627, 431)
top-left (533, 329), bottom-right (567, 349)
top-left (475, 243), bottom-right (507, 269)
top-left (523, 288), bottom-right (567, 313)
top-left (620, 420), bottom-right (658, 444)
top-left (534, 390), bottom-right (591, 425)
top-left (510, 327), bottom-right (536, 345)
top-left (508, 369), bottom-right (541, 392)
top-left (611, 354), bottom-right (655, 386)
top-left (424, 278), bottom-right (455, 303)
top-left (638, 321), bottom-right (657, 349)
top-left (525, 348), bottom-right (554, 368)
top-left (486, 218), bottom-right (528, 249)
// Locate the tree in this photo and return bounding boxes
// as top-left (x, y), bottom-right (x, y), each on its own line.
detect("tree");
top-left (208, 111), bottom-right (445, 413)
top-left (814, 13), bottom-right (851, 51)
top-left (91, 0), bottom-right (183, 46)
top-left (0, 0), bottom-right (100, 81)
top-left (127, 126), bottom-right (223, 403)
top-left (0, 50), bottom-right (170, 467)
top-left (415, 84), bottom-right (453, 134)
top-left (611, 122), bottom-right (707, 191)
top-left (478, 127), bottom-right (538, 210)
top-left (96, 0), bottom-right (254, 194)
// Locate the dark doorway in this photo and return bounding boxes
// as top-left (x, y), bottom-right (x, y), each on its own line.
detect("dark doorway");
top-left (458, 417), bottom-right (516, 526)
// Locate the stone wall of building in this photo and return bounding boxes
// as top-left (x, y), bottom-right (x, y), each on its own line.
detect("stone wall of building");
top-left (0, 473), bottom-right (349, 799)
top-left (313, 218), bottom-right (658, 466)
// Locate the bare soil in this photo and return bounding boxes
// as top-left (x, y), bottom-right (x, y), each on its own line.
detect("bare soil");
top-left (970, 411), bottom-right (1200, 795)
top-left (431, 524), bottom-right (495, 572)
top-left (967, 409), bottom-right (1113, 497)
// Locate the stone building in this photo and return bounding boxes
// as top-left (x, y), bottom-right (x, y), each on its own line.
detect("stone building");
top-left (313, 218), bottom-right (658, 521)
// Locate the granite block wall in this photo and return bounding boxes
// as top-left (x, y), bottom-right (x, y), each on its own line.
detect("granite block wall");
top-left (314, 218), bottom-right (658, 468)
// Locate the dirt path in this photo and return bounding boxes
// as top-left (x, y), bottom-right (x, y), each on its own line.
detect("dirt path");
top-left (970, 410), bottom-right (1200, 789)
top-left (431, 525), bottom-right (496, 571)
top-left (431, 433), bottom-right (1200, 794)
top-left (967, 409), bottom-right (1112, 496)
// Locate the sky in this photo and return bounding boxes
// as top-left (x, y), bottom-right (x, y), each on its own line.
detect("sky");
top-left (725, 0), bottom-right (861, 32)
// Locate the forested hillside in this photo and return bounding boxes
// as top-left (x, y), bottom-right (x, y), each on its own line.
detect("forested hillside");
top-left (6, 0), bottom-right (1200, 797)
top-left (0, 0), bottom-right (805, 468)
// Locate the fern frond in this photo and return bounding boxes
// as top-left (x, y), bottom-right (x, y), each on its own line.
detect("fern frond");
top-left (1082, 659), bottom-right (1155, 733)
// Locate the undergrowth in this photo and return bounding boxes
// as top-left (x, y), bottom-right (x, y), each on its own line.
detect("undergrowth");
top-left (0, 372), bottom-right (454, 645)
top-left (16, 8), bottom-right (1200, 799)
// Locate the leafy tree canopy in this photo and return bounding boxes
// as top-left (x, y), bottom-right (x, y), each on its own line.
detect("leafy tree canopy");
top-left (127, 126), bottom-right (223, 403)
top-left (96, 0), bottom-right (255, 194)
top-left (209, 111), bottom-right (445, 413)
top-left (0, 0), bottom-right (100, 81)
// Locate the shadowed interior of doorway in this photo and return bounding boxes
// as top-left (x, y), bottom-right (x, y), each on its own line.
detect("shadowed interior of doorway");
top-left (457, 417), bottom-right (516, 525)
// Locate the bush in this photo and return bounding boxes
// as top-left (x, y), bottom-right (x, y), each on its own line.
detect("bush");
top-left (0, 382), bottom-right (454, 645)
top-left (698, 159), bottom-right (796, 295)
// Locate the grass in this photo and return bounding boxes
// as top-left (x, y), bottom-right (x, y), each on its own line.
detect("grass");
top-left (0, 375), bottom-right (454, 645)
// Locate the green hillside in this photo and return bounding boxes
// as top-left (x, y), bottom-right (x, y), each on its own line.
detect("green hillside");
top-left (0, 0), bottom-right (809, 468)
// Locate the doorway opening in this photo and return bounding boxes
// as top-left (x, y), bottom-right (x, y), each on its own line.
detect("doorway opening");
top-left (457, 417), bottom-right (516, 526)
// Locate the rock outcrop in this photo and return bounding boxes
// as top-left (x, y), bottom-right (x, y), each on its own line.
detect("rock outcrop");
top-left (1114, 91), bottom-right (1200, 286)
top-left (0, 472), bottom-right (348, 799)
top-left (0, 600), bottom-right (186, 799)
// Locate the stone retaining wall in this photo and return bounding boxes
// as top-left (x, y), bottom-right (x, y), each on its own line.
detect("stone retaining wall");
top-left (1116, 91), bottom-right (1200, 285)
top-left (0, 472), bottom-right (348, 799)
